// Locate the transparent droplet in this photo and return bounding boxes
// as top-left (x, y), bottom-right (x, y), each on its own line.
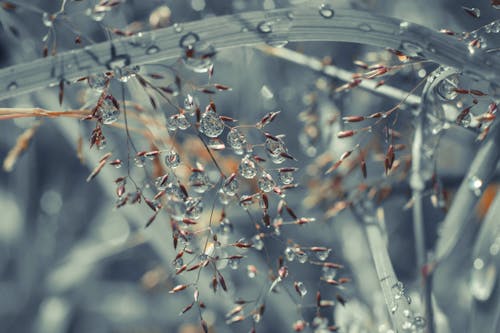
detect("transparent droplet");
top-left (392, 281), bottom-right (405, 300)
top-left (257, 21), bottom-right (273, 33)
top-left (200, 112), bottom-right (224, 138)
top-left (401, 321), bottom-right (413, 331)
top-left (166, 115), bottom-right (179, 131)
top-left (265, 137), bottom-right (286, 163)
top-left (296, 250), bottom-right (308, 264)
top-left (189, 170), bottom-right (211, 193)
top-left (436, 75), bottom-right (459, 101)
top-left (471, 257), bottom-right (497, 301)
top-left (279, 171), bottom-right (294, 185)
top-left (457, 112), bottom-right (472, 127)
top-left (358, 23), bottom-right (372, 32)
top-left (238, 156), bottom-right (257, 179)
top-left (166, 196), bottom-right (185, 221)
top-left (401, 41), bottom-right (423, 57)
top-left (319, 4), bottom-right (334, 18)
top-left (86, 7), bottom-right (106, 22)
top-left (165, 150), bottom-right (181, 168)
top-left (87, 73), bottom-right (107, 92)
top-left (183, 94), bottom-right (198, 115)
top-left (258, 172), bottom-right (275, 192)
top-left (7, 82), bottom-right (17, 91)
top-left (228, 258), bottom-right (240, 270)
top-left (413, 316), bottom-right (426, 328)
top-left (314, 249), bottom-right (331, 261)
top-left (174, 258), bottom-right (184, 269)
top-left (322, 265), bottom-right (337, 280)
top-left (173, 23), bottom-right (183, 33)
top-left (468, 175), bottom-right (483, 196)
top-left (146, 45), bottom-right (160, 55)
top-left (218, 188), bottom-right (231, 205)
top-left (295, 281), bottom-right (307, 297)
top-left (285, 247), bottom-right (295, 261)
top-left (98, 98), bottom-right (120, 124)
top-left (42, 12), bottom-right (53, 27)
top-left (252, 235), bottom-right (264, 250)
top-left (176, 114), bottom-right (190, 130)
top-left (185, 197), bottom-right (203, 220)
top-left (227, 128), bottom-right (247, 152)
top-left (134, 155), bottom-right (146, 168)
top-left (222, 177), bottom-right (239, 196)
top-left (180, 33), bottom-right (216, 73)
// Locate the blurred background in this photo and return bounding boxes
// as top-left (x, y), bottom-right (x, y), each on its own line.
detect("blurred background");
top-left (0, 1), bottom-right (499, 332)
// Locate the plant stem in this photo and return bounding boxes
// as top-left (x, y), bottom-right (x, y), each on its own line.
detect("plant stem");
top-left (0, 7), bottom-right (498, 101)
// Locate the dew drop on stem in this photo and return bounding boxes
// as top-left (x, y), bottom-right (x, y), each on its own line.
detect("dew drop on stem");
top-left (200, 112), bottom-right (224, 138)
top-left (285, 247), bottom-right (295, 261)
top-left (468, 175), bottom-right (483, 196)
top-left (165, 150), bottom-right (181, 168)
top-left (239, 156), bottom-right (257, 179)
top-left (435, 75), bottom-right (459, 101)
top-left (319, 4), bottom-right (335, 18)
top-left (470, 257), bottom-right (497, 301)
top-left (257, 21), bottom-right (273, 33)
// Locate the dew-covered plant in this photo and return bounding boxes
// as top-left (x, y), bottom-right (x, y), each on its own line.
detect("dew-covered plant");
top-left (0, 1), bottom-right (499, 333)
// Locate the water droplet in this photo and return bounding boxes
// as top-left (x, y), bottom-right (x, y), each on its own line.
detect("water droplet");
top-left (227, 128), bottom-right (247, 153)
top-left (98, 98), bottom-right (120, 124)
top-left (189, 170), bottom-right (211, 193)
top-left (252, 235), bottom-right (264, 250)
top-left (401, 41), bottom-right (423, 57)
top-left (265, 137), bottom-right (287, 164)
top-left (222, 177), bottom-right (239, 196)
top-left (401, 321), bottom-right (413, 331)
top-left (87, 73), bottom-right (107, 92)
top-left (468, 176), bottom-right (483, 196)
top-left (358, 23), bottom-right (372, 32)
top-left (413, 316), bottom-right (426, 328)
top-left (257, 21), bottom-right (273, 33)
top-left (173, 23), bottom-right (183, 33)
top-left (228, 258), bottom-right (240, 270)
top-left (322, 266), bottom-right (337, 280)
top-left (176, 114), bottom-right (190, 130)
top-left (146, 45), bottom-right (160, 54)
top-left (266, 40), bottom-right (289, 48)
top-left (218, 188), bottom-right (231, 205)
top-left (238, 155), bottom-right (257, 179)
top-left (294, 281), bottom-right (307, 297)
top-left (165, 150), bottom-right (181, 168)
top-left (220, 218), bottom-right (233, 234)
top-left (314, 249), bottom-right (331, 261)
top-left (435, 75), bottom-right (459, 101)
top-left (392, 281), bottom-right (405, 300)
top-left (185, 197), bottom-right (203, 220)
top-left (134, 155), bottom-right (146, 168)
top-left (166, 115), bottom-right (179, 131)
top-left (296, 250), bottom-right (308, 263)
top-left (279, 170), bottom-right (294, 185)
top-left (471, 257), bottom-right (497, 301)
top-left (42, 12), bottom-right (53, 27)
top-left (258, 172), bottom-right (275, 192)
top-left (7, 82), bottom-right (17, 91)
top-left (285, 247), bottom-right (295, 261)
top-left (319, 4), bottom-right (334, 18)
top-left (200, 112), bottom-right (224, 138)
top-left (181, 38), bottom-right (216, 73)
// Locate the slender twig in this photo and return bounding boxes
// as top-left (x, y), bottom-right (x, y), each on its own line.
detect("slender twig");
top-left (256, 45), bottom-right (422, 106)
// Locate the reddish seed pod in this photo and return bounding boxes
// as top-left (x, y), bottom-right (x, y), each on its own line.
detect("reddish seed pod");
top-left (360, 159), bottom-right (367, 178)
top-left (337, 130), bottom-right (355, 139)
top-left (169, 284), bottom-right (189, 293)
top-left (278, 265), bottom-right (288, 279)
top-left (342, 116), bottom-right (365, 123)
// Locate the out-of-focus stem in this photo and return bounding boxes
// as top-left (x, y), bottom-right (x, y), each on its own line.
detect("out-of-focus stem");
top-left (256, 45), bottom-right (422, 106)
top-left (0, 7), bottom-right (499, 101)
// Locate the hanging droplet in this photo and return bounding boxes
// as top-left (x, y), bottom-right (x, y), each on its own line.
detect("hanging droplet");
top-left (468, 175), bottom-right (483, 196)
top-left (165, 150), bottom-right (181, 168)
top-left (278, 170), bottom-right (294, 185)
top-left (435, 75), bottom-right (459, 101)
top-left (42, 12), bottom-right (53, 27)
top-left (218, 188), bottom-right (231, 205)
top-left (98, 98), bottom-right (120, 124)
top-left (252, 235), bottom-right (264, 250)
top-left (319, 4), bottom-right (334, 18)
top-left (238, 156), bottom-right (257, 179)
top-left (134, 155), bottom-right (146, 168)
top-left (227, 128), bottom-right (247, 153)
top-left (222, 176), bottom-right (239, 196)
top-left (180, 33), bottom-right (216, 73)
top-left (322, 265), bottom-right (337, 280)
top-left (189, 170), bottom-right (211, 193)
top-left (166, 115), bottom-right (179, 131)
top-left (314, 248), bottom-right (331, 261)
top-left (257, 21), bottom-right (273, 33)
top-left (470, 257), bottom-right (497, 301)
top-left (413, 316), bottom-right (426, 329)
top-left (296, 250), bottom-right (308, 264)
top-left (87, 73), bottom-right (107, 92)
top-left (183, 94), bottom-right (198, 115)
top-left (294, 281), bottom-right (307, 297)
top-left (200, 112), bottom-right (225, 138)
top-left (176, 114), bottom-right (190, 130)
top-left (185, 197), bottom-right (203, 220)
top-left (258, 172), bottom-right (275, 192)
top-left (285, 247), bottom-right (295, 261)
top-left (228, 258), bottom-right (240, 270)
top-left (265, 137), bottom-right (286, 164)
